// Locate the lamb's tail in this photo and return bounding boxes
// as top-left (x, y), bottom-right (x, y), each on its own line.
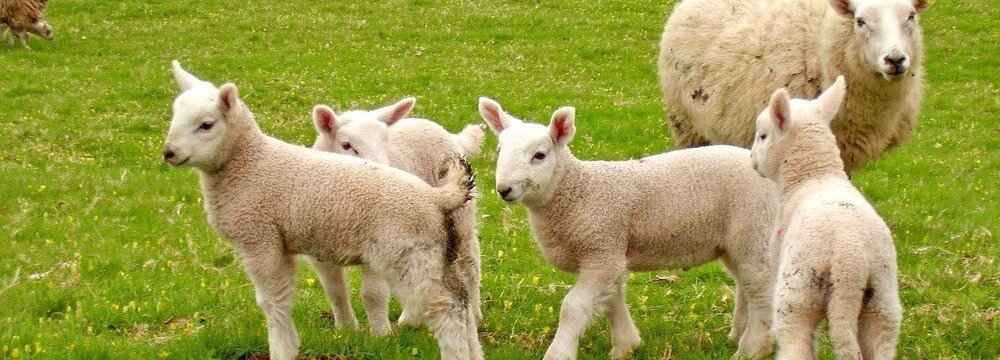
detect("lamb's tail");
top-left (826, 251), bottom-right (869, 360)
top-left (433, 157), bottom-right (476, 214)
top-left (453, 124), bottom-right (486, 160)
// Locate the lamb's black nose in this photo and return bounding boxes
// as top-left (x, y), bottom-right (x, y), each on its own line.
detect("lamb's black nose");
top-left (498, 187), bottom-right (512, 199)
top-left (884, 54), bottom-right (906, 67)
top-left (163, 149), bottom-right (176, 160)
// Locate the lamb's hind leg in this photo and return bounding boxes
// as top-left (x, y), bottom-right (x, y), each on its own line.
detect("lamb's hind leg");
top-left (16, 32), bottom-right (30, 50)
top-left (773, 268), bottom-right (823, 360)
top-left (858, 272), bottom-right (902, 360)
top-left (305, 257), bottom-right (358, 330)
top-left (243, 251), bottom-right (299, 360)
top-left (607, 276), bottom-right (641, 360)
top-left (545, 267), bottom-right (625, 360)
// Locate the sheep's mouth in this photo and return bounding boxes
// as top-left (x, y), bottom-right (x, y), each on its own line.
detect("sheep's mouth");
top-left (167, 157), bottom-right (190, 166)
top-left (881, 68), bottom-right (907, 80)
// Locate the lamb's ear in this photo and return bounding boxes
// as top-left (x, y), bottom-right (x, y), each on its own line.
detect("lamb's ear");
top-left (549, 106), bottom-right (576, 147)
top-left (373, 97), bottom-right (416, 126)
top-left (478, 97), bottom-right (519, 134)
top-left (828, 0), bottom-right (854, 17)
top-left (913, 0), bottom-right (929, 12)
top-left (313, 105), bottom-right (339, 135)
top-left (817, 76), bottom-right (847, 125)
top-left (171, 60), bottom-right (208, 91)
top-left (218, 83), bottom-right (240, 115)
top-left (768, 88), bottom-right (791, 132)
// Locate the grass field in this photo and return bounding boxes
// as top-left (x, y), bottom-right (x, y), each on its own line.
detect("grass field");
top-left (1, 0), bottom-right (997, 359)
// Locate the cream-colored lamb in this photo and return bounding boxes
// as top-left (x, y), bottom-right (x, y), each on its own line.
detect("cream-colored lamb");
top-left (308, 99), bottom-right (486, 334)
top-left (163, 61), bottom-right (482, 360)
top-left (659, 0), bottom-right (928, 173)
top-left (751, 77), bottom-right (901, 359)
top-left (479, 98), bottom-right (780, 360)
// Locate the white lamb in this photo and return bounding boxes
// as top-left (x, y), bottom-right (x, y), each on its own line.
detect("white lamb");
top-left (658, 0), bottom-right (928, 173)
top-left (163, 61), bottom-right (482, 360)
top-left (750, 77), bottom-right (901, 359)
top-left (478, 98), bottom-right (780, 359)
top-left (307, 99), bottom-right (486, 334)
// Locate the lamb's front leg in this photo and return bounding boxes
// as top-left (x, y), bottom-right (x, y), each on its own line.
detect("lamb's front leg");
top-left (244, 252), bottom-right (300, 360)
top-left (16, 32), bottom-right (30, 50)
top-left (607, 278), bottom-right (641, 359)
top-left (545, 267), bottom-right (624, 360)
top-left (305, 257), bottom-right (359, 330)
top-left (361, 264), bottom-right (393, 336)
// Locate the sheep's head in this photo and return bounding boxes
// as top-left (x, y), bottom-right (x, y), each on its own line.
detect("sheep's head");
top-left (751, 76), bottom-right (847, 179)
top-left (163, 60), bottom-right (243, 171)
top-left (479, 97), bottom-right (575, 205)
top-left (828, 0), bottom-right (927, 80)
top-left (31, 21), bottom-right (53, 40)
top-left (311, 97), bottom-right (415, 165)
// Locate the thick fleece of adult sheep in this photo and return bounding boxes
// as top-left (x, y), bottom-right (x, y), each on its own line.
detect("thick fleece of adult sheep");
top-left (751, 77), bottom-right (901, 360)
top-left (0, 0), bottom-right (53, 49)
top-left (479, 98), bottom-right (780, 360)
top-left (659, 0), bottom-right (928, 173)
top-left (309, 99), bottom-right (486, 334)
top-left (163, 61), bottom-right (482, 360)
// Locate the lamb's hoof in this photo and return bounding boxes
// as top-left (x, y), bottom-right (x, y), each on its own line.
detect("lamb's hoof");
top-left (370, 324), bottom-right (392, 337)
top-left (727, 327), bottom-right (743, 344)
top-left (396, 312), bottom-right (421, 328)
top-left (734, 337), bottom-right (774, 359)
top-left (335, 317), bottom-right (360, 331)
top-left (543, 346), bottom-right (576, 360)
top-left (610, 340), bottom-right (640, 360)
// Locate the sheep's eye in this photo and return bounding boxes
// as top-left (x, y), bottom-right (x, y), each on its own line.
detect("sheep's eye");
top-left (856, 17), bottom-right (866, 27)
top-left (341, 143), bottom-right (352, 151)
top-left (198, 122), bottom-right (215, 131)
top-left (532, 152), bottom-right (547, 161)
top-left (759, 133), bottom-right (767, 141)
top-left (907, 12), bottom-right (915, 21)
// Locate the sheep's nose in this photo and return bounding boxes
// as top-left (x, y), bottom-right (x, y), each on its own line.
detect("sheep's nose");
top-left (498, 187), bottom-right (512, 199)
top-left (884, 54), bottom-right (907, 67)
top-left (163, 149), bottom-right (176, 161)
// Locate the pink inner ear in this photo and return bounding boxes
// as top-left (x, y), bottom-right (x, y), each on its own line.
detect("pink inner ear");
top-left (554, 118), bottom-right (569, 141)
top-left (484, 107), bottom-right (504, 132)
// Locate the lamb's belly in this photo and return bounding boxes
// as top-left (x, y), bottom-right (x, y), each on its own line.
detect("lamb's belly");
top-left (538, 243), bottom-right (582, 273)
top-left (625, 243), bottom-right (722, 272)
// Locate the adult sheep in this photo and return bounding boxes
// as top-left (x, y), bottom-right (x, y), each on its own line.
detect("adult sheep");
top-left (658, 0), bottom-right (928, 173)
top-left (0, 0), bottom-right (53, 50)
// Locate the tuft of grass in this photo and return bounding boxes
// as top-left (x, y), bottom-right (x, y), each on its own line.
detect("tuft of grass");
top-left (0, 0), bottom-right (996, 359)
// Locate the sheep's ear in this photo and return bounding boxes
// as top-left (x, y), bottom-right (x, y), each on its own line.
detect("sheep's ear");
top-left (218, 83), bottom-right (240, 115)
top-left (313, 105), bottom-right (339, 135)
top-left (549, 106), bottom-right (576, 147)
top-left (817, 76), bottom-right (847, 125)
top-left (171, 60), bottom-right (209, 91)
top-left (373, 97), bottom-right (416, 126)
top-left (478, 97), bottom-right (519, 134)
top-left (913, 0), bottom-right (929, 12)
top-left (828, 0), bottom-right (854, 17)
top-left (768, 88), bottom-right (791, 132)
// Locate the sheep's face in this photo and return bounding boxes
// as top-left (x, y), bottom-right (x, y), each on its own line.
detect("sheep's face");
top-left (311, 98), bottom-right (415, 165)
top-left (479, 98), bottom-right (575, 205)
top-left (829, 0), bottom-right (927, 80)
top-left (163, 61), bottom-right (241, 170)
top-left (752, 77), bottom-right (847, 179)
top-left (31, 21), bottom-right (53, 40)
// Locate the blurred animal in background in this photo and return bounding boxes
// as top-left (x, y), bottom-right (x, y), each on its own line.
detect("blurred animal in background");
top-left (1, 0), bottom-right (53, 50)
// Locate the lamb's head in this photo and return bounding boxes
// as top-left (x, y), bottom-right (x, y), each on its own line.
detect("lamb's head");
top-left (751, 76), bottom-right (847, 179)
top-left (829, 0), bottom-right (928, 80)
top-left (31, 21), bottom-right (53, 40)
top-left (163, 61), bottom-right (246, 171)
top-left (479, 97), bottom-right (575, 205)
top-left (311, 97), bottom-right (416, 165)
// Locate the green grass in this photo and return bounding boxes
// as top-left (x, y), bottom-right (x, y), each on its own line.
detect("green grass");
top-left (0, 0), bottom-right (997, 359)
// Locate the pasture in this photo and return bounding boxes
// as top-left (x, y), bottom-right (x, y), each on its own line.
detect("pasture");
top-left (0, 0), bottom-right (997, 358)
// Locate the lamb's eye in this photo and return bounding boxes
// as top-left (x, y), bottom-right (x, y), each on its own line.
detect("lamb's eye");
top-left (198, 122), bottom-right (214, 131)
top-left (341, 143), bottom-right (352, 151)
top-left (856, 17), bottom-right (866, 27)
top-left (532, 152), bottom-right (547, 161)
top-left (907, 12), bottom-right (915, 21)
top-left (759, 133), bottom-right (767, 141)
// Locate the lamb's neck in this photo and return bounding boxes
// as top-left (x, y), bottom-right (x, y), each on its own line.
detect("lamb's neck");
top-left (778, 125), bottom-right (847, 200)
top-left (198, 112), bottom-right (268, 192)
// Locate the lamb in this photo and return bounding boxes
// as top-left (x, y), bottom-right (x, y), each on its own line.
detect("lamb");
top-left (163, 61), bottom-right (482, 360)
top-left (658, 0), bottom-right (928, 174)
top-left (750, 77), bottom-right (901, 359)
top-left (478, 97), bottom-right (780, 359)
top-left (306, 99), bottom-right (486, 335)
top-left (0, 0), bottom-right (53, 50)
